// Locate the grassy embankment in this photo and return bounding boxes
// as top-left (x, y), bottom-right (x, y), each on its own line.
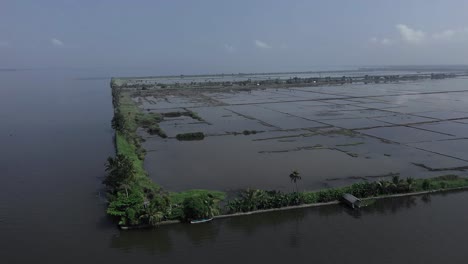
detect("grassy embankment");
top-left (106, 83), bottom-right (224, 226)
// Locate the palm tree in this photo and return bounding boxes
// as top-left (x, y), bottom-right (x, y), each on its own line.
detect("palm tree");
top-left (240, 189), bottom-right (265, 211)
top-left (289, 170), bottom-right (302, 192)
top-left (376, 180), bottom-right (391, 194)
top-left (406, 177), bottom-right (415, 191)
top-left (140, 204), bottom-right (164, 226)
top-left (205, 194), bottom-right (220, 217)
top-left (104, 154), bottom-right (136, 192)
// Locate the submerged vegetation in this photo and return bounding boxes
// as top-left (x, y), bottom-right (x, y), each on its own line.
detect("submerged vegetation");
top-left (176, 132), bottom-right (205, 141)
top-left (162, 110), bottom-right (204, 122)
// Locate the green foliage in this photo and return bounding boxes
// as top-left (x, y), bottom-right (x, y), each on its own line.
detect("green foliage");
top-left (169, 190), bottom-right (226, 205)
top-left (107, 188), bottom-right (145, 226)
top-left (187, 110), bottom-right (204, 121)
top-left (226, 189), bottom-right (307, 213)
top-left (111, 111), bottom-right (126, 133)
top-left (147, 125), bottom-right (167, 138)
top-left (225, 175), bottom-right (468, 214)
top-left (104, 154), bottom-right (136, 192)
top-left (182, 193), bottom-right (220, 221)
top-left (176, 132), bottom-right (205, 141)
top-left (316, 188), bottom-right (345, 202)
top-left (422, 179), bottom-right (431, 190)
top-left (135, 112), bottom-right (162, 127)
top-left (169, 190), bottom-right (225, 220)
top-left (139, 195), bottom-right (172, 226)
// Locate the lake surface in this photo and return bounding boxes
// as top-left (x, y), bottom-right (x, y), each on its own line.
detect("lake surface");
top-left (1, 69), bottom-right (468, 263)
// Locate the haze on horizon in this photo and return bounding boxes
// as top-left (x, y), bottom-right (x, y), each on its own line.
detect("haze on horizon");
top-left (2, 0), bottom-right (468, 75)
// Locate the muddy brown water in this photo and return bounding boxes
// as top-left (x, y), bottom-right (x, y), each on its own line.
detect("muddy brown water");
top-left (1, 70), bottom-right (468, 263)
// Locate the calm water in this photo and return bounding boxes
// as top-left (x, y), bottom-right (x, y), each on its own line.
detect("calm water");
top-left (1, 70), bottom-right (468, 263)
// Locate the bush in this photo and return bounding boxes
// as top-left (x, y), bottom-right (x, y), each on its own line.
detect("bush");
top-left (422, 179), bottom-right (431, 190)
top-left (176, 132), bottom-right (205, 141)
top-left (182, 194), bottom-right (218, 221)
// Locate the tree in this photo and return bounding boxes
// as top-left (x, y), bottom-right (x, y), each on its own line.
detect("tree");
top-left (104, 154), bottom-right (136, 192)
top-left (376, 180), bottom-right (391, 194)
top-left (422, 179), bottom-right (431, 190)
top-left (106, 188), bottom-right (145, 226)
top-left (111, 110), bottom-right (125, 133)
top-left (139, 197), bottom-right (169, 226)
top-left (182, 194), bottom-right (219, 221)
top-left (406, 177), bottom-right (415, 191)
top-left (289, 170), bottom-right (302, 192)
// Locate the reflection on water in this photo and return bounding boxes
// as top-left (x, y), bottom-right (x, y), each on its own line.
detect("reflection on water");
top-left (108, 191), bottom-right (468, 264)
top-left (110, 193), bottom-right (432, 254)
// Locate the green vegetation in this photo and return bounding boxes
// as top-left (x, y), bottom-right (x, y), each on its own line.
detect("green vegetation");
top-left (226, 175), bottom-right (468, 214)
top-left (105, 85), bottom-right (223, 227)
top-left (168, 190), bottom-right (226, 220)
top-left (162, 110), bottom-right (204, 122)
top-left (182, 193), bottom-right (220, 221)
top-left (226, 189), bottom-right (305, 213)
top-left (187, 110), bottom-right (204, 121)
top-left (176, 132), bottom-right (205, 141)
top-left (103, 154), bottom-right (170, 226)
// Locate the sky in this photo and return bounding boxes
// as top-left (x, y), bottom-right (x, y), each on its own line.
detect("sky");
top-left (2, 0), bottom-right (468, 74)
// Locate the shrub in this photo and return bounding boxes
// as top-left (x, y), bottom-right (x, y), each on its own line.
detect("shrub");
top-left (422, 179), bottom-right (431, 190)
top-left (176, 132), bottom-right (205, 141)
top-left (182, 193), bottom-right (218, 221)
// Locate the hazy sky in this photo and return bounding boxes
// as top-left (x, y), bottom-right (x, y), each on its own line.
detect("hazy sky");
top-left (2, 0), bottom-right (468, 74)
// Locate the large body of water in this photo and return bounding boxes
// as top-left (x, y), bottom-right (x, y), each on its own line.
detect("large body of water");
top-left (1, 69), bottom-right (468, 263)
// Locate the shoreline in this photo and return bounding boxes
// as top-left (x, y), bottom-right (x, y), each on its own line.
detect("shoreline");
top-left (120, 185), bottom-right (468, 230)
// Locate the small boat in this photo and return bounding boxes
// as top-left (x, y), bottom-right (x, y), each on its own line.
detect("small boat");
top-left (190, 218), bottom-right (213, 224)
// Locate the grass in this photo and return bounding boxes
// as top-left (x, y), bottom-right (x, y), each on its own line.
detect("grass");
top-left (187, 110), bottom-right (204, 121)
top-left (169, 189), bottom-right (226, 205)
top-left (162, 110), bottom-right (204, 122)
top-left (114, 91), bottom-right (162, 191)
top-left (111, 87), bottom-right (226, 224)
top-left (118, 92), bottom-right (166, 138)
top-left (115, 132), bottom-right (156, 190)
top-left (413, 175), bottom-right (468, 191)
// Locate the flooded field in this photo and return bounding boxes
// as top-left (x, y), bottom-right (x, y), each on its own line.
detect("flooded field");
top-left (135, 78), bottom-right (468, 191)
